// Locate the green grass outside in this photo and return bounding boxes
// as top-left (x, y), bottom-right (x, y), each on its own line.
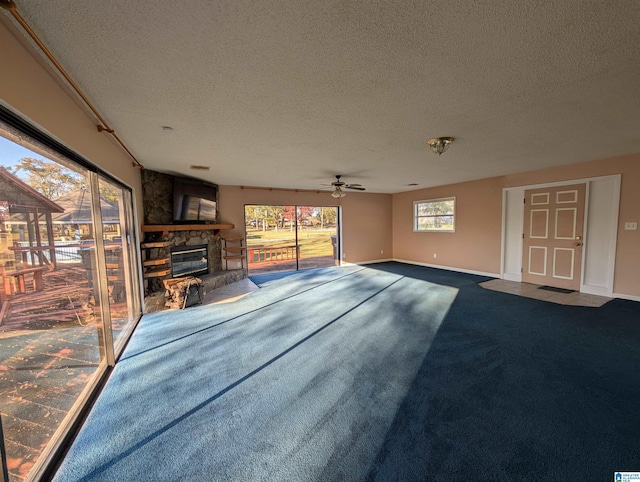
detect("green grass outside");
top-left (245, 226), bottom-right (336, 258)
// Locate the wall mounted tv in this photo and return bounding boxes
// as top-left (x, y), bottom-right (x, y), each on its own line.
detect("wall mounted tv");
top-left (172, 176), bottom-right (218, 223)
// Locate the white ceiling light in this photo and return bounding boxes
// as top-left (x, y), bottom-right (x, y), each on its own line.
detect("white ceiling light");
top-left (331, 187), bottom-right (346, 198)
top-left (427, 137), bottom-right (454, 155)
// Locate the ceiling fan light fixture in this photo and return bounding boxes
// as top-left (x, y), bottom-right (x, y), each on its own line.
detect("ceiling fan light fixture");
top-left (331, 187), bottom-right (346, 198)
top-left (327, 174), bottom-right (364, 197)
top-left (427, 137), bottom-right (454, 155)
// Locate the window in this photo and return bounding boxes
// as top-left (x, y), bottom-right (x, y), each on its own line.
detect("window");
top-left (414, 197), bottom-right (456, 232)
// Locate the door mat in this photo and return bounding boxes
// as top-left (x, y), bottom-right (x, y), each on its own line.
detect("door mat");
top-left (538, 285), bottom-right (575, 294)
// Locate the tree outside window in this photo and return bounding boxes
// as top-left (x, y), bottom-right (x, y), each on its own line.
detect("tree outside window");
top-left (414, 197), bottom-right (455, 232)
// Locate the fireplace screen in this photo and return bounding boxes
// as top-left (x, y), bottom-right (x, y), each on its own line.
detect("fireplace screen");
top-left (171, 245), bottom-right (209, 277)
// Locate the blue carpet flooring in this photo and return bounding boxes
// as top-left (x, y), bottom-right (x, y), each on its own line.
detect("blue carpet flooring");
top-left (249, 270), bottom-right (300, 286)
top-left (53, 262), bottom-right (640, 481)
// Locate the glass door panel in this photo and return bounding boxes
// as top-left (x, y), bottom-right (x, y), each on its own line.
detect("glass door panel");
top-left (245, 205), bottom-right (339, 276)
top-left (98, 176), bottom-right (139, 352)
top-left (296, 206), bottom-right (339, 270)
top-left (0, 134), bottom-right (107, 481)
top-left (245, 205), bottom-right (297, 275)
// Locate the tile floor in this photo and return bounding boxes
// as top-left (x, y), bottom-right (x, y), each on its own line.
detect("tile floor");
top-left (201, 278), bottom-right (260, 305)
top-left (479, 279), bottom-right (611, 307)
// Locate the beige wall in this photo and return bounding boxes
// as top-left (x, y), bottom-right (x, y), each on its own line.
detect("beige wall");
top-left (219, 186), bottom-right (392, 264)
top-left (0, 18), bottom-right (143, 222)
top-left (392, 154), bottom-right (640, 297)
top-left (392, 177), bottom-right (504, 275)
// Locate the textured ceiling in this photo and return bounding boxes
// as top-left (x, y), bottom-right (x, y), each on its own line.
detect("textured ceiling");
top-left (10, 0), bottom-right (640, 193)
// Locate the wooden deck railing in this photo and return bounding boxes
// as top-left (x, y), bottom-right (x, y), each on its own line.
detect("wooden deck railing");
top-left (248, 244), bottom-right (299, 263)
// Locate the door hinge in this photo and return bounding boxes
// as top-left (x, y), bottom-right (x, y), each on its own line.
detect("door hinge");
top-left (522, 233), bottom-right (524, 239)
top-left (521, 268), bottom-right (523, 273)
top-left (523, 198), bottom-right (526, 204)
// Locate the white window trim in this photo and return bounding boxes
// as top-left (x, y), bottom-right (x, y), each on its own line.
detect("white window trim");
top-left (413, 196), bottom-right (456, 233)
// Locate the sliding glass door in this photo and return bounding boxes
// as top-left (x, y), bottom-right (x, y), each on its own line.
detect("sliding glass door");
top-left (97, 176), bottom-right (140, 352)
top-left (296, 206), bottom-right (339, 271)
top-left (0, 112), bottom-right (141, 482)
top-left (244, 205), bottom-right (339, 276)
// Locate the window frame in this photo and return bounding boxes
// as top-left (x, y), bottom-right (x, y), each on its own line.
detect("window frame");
top-left (0, 104), bottom-right (143, 481)
top-left (413, 196), bottom-right (456, 233)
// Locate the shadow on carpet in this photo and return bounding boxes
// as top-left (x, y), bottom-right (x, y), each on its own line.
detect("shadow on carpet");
top-left (53, 262), bottom-right (640, 481)
top-left (249, 269), bottom-right (300, 286)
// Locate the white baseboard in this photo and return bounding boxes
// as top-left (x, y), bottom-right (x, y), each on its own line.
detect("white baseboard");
top-left (392, 258), bottom-right (500, 278)
top-left (580, 285), bottom-right (613, 297)
top-left (341, 259), bottom-right (393, 267)
top-left (612, 292), bottom-right (640, 302)
top-left (341, 260), bottom-right (639, 302)
top-left (356, 258), bottom-right (394, 265)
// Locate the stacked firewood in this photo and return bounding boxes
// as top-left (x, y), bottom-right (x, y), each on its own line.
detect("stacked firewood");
top-left (163, 277), bottom-right (203, 309)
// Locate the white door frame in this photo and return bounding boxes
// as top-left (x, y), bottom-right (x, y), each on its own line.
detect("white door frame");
top-left (501, 174), bottom-right (621, 296)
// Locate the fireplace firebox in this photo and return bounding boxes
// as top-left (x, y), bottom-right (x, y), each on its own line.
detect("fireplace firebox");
top-left (171, 245), bottom-right (209, 278)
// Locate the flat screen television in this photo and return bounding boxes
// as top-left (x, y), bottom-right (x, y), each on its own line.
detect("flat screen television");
top-left (172, 176), bottom-right (218, 223)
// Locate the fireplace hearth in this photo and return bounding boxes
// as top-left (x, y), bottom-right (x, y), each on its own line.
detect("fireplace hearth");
top-left (171, 244), bottom-right (208, 278)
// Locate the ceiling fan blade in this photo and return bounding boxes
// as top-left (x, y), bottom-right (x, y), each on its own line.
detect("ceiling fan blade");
top-left (326, 175), bottom-right (364, 193)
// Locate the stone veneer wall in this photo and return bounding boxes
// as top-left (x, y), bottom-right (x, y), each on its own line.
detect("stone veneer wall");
top-left (141, 169), bottom-right (223, 293)
top-left (141, 169), bottom-right (173, 225)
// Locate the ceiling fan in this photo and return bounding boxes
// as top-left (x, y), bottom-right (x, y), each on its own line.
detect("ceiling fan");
top-left (328, 175), bottom-right (365, 198)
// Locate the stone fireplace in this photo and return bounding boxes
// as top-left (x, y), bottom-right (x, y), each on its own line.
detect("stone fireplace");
top-left (142, 228), bottom-right (225, 293)
top-left (141, 169), bottom-right (244, 298)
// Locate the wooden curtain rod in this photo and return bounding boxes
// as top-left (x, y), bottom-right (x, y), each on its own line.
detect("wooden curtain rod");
top-left (1, 0), bottom-right (144, 169)
top-left (239, 185), bottom-right (324, 194)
